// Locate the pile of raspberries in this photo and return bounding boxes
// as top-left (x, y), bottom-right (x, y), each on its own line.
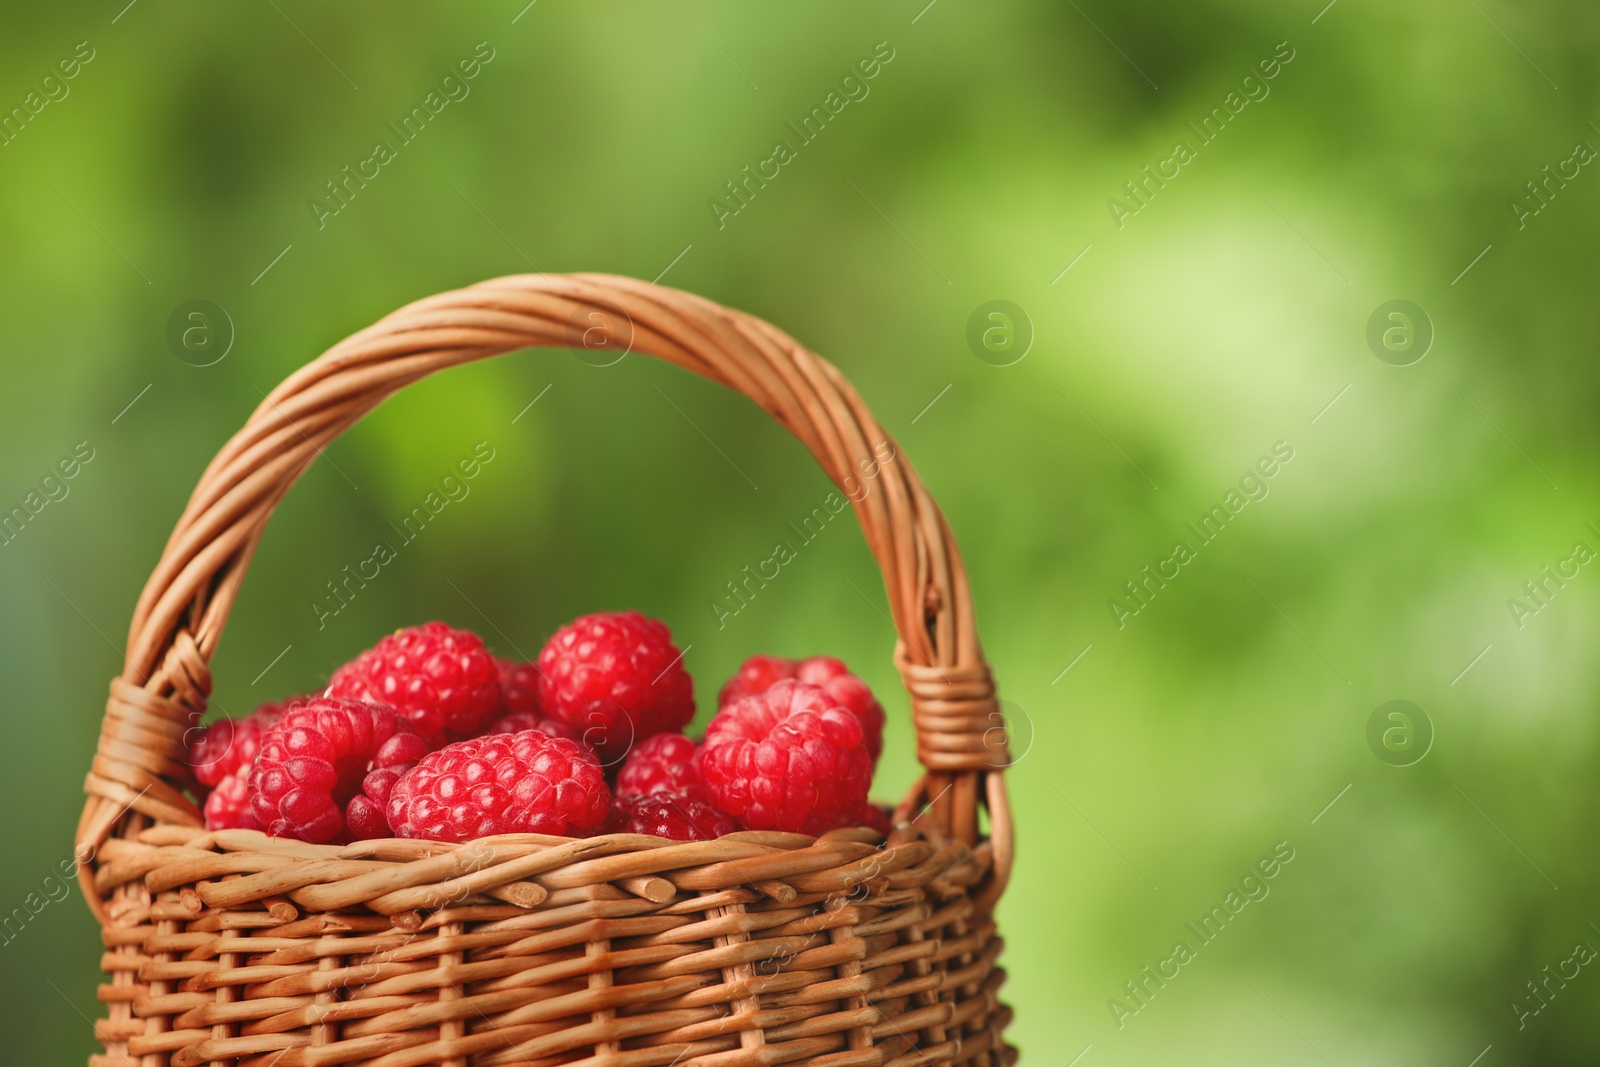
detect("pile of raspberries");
top-left (187, 613), bottom-right (892, 844)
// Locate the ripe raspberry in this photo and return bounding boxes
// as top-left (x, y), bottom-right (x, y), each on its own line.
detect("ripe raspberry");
top-left (249, 698), bottom-right (420, 843)
top-left (718, 655), bottom-right (884, 762)
top-left (855, 801), bottom-right (893, 837)
top-left (608, 792), bottom-right (735, 841)
top-left (203, 771), bottom-right (260, 832)
top-left (344, 795), bottom-right (388, 841)
top-left (536, 612), bottom-right (694, 762)
top-left (716, 654), bottom-right (794, 707)
top-left (387, 731), bottom-right (610, 842)
top-left (343, 732), bottom-right (430, 840)
top-left (492, 657), bottom-right (582, 741)
top-left (495, 656), bottom-right (542, 716)
top-left (699, 680), bottom-right (872, 836)
top-left (615, 733), bottom-right (706, 800)
top-left (189, 701), bottom-right (288, 788)
top-left (328, 622), bottom-right (499, 744)
top-left (486, 709), bottom-right (580, 743)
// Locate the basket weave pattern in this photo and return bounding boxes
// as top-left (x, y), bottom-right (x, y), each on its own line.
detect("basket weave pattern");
top-left (77, 274), bottom-right (1016, 1067)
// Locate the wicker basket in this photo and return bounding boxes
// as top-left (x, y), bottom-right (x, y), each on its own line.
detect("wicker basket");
top-left (76, 273), bottom-right (1016, 1067)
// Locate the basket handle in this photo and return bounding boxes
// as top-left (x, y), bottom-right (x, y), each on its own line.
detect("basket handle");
top-left (78, 273), bottom-right (1012, 886)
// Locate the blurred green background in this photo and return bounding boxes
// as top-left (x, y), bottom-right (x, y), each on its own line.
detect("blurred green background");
top-left (2, 1), bottom-right (1598, 1063)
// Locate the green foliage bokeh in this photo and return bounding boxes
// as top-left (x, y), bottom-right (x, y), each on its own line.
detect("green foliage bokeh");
top-left (1, 2), bottom-right (1597, 1063)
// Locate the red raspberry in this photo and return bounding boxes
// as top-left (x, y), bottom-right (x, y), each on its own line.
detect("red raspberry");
top-left (203, 771), bottom-right (260, 831)
top-left (717, 654), bottom-right (794, 707)
top-left (855, 801), bottom-right (893, 837)
top-left (189, 701), bottom-right (288, 787)
top-left (615, 733), bottom-right (706, 800)
top-left (495, 656), bottom-right (542, 716)
top-left (699, 680), bottom-right (872, 836)
top-left (328, 622), bottom-right (499, 744)
top-left (718, 655), bottom-right (884, 762)
top-left (387, 731), bottom-right (610, 842)
top-left (536, 612), bottom-right (694, 763)
top-left (343, 732), bottom-right (429, 840)
top-left (796, 659), bottom-right (885, 763)
top-left (249, 698), bottom-right (420, 843)
top-left (608, 792), bottom-right (735, 841)
top-left (486, 709), bottom-right (580, 743)
top-left (344, 795), bottom-right (388, 840)
top-left (492, 657), bottom-right (581, 741)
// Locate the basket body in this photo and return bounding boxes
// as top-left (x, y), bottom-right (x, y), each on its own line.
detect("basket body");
top-left (91, 823), bottom-right (1009, 1066)
top-left (79, 274), bottom-right (1015, 1066)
